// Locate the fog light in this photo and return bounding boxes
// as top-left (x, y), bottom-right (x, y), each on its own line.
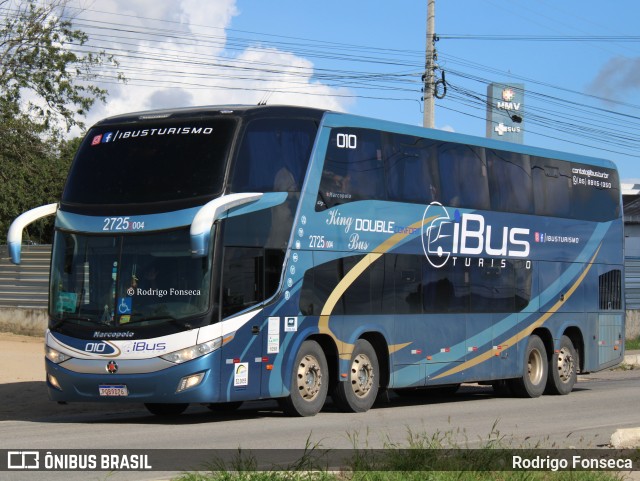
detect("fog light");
top-left (177, 372), bottom-right (205, 393)
top-left (48, 373), bottom-right (62, 391)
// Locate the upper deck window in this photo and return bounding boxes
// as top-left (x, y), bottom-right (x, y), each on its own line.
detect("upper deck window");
top-left (315, 127), bottom-right (619, 222)
top-left (230, 118), bottom-right (318, 193)
top-left (62, 118), bottom-right (236, 205)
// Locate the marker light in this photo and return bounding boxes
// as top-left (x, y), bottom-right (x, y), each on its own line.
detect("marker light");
top-left (176, 372), bottom-right (205, 393)
top-left (45, 345), bottom-right (71, 364)
top-left (161, 338), bottom-right (222, 364)
top-left (47, 373), bottom-right (62, 391)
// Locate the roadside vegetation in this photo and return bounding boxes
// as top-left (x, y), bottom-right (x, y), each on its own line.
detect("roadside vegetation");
top-left (625, 337), bottom-right (640, 351)
top-left (172, 426), bottom-right (628, 481)
top-left (0, 0), bottom-right (123, 244)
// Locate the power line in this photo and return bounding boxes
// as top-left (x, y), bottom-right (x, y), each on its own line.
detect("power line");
top-left (3, 3), bottom-right (640, 162)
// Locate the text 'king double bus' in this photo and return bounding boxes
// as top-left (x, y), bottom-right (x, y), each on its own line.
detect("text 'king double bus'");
top-left (8, 105), bottom-right (624, 416)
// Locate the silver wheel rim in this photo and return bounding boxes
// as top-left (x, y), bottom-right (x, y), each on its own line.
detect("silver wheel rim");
top-left (556, 346), bottom-right (574, 384)
top-left (350, 353), bottom-right (374, 399)
top-left (296, 354), bottom-right (323, 401)
top-left (527, 348), bottom-right (544, 386)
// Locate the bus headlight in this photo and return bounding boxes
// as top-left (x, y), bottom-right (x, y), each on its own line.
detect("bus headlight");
top-left (45, 345), bottom-right (71, 364)
top-left (161, 338), bottom-right (222, 364)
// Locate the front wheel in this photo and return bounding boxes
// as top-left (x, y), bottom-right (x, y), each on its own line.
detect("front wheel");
top-left (280, 340), bottom-right (329, 417)
top-left (509, 335), bottom-right (548, 398)
top-left (333, 339), bottom-right (379, 413)
top-left (545, 335), bottom-right (578, 395)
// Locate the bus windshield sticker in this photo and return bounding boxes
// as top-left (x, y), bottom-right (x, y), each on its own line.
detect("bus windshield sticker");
top-left (56, 292), bottom-right (77, 313)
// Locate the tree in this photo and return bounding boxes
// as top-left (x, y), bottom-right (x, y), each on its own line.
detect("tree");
top-left (0, 0), bottom-right (122, 244)
top-left (0, 0), bottom-right (119, 132)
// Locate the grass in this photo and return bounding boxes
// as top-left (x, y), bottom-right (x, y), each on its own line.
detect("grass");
top-left (625, 337), bottom-right (640, 351)
top-left (171, 424), bottom-right (631, 481)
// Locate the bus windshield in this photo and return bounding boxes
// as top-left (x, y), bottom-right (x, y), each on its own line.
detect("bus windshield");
top-left (49, 228), bottom-right (212, 329)
top-left (62, 117), bottom-right (237, 206)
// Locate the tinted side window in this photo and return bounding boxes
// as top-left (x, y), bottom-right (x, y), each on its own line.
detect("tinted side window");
top-left (423, 261), bottom-right (469, 313)
top-left (318, 129), bottom-right (386, 209)
top-left (438, 144), bottom-right (490, 210)
top-left (221, 247), bottom-right (284, 318)
top-left (487, 150), bottom-right (533, 214)
top-left (532, 158), bottom-right (572, 217)
top-left (231, 118), bottom-right (317, 193)
top-left (386, 135), bottom-right (440, 204)
top-left (392, 254), bottom-right (424, 314)
top-left (571, 164), bottom-right (620, 221)
top-left (221, 247), bottom-right (264, 318)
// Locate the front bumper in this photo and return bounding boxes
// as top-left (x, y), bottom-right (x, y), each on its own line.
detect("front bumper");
top-left (45, 351), bottom-right (223, 404)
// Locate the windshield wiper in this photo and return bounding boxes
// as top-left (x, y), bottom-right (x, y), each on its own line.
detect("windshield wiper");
top-left (125, 314), bottom-right (193, 330)
top-left (50, 315), bottom-right (104, 330)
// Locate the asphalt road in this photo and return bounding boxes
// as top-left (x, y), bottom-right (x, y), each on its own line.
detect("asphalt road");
top-left (2, 368), bottom-right (640, 481)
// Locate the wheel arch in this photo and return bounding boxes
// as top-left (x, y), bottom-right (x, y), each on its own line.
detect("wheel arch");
top-left (358, 331), bottom-right (390, 391)
top-left (531, 327), bottom-right (553, 361)
top-left (562, 326), bottom-right (584, 373)
top-left (307, 333), bottom-right (340, 390)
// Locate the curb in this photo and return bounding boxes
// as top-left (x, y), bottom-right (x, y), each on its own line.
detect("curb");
top-left (624, 350), bottom-right (640, 366)
top-left (611, 428), bottom-right (640, 449)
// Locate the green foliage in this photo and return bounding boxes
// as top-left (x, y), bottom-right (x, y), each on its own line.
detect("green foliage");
top-left (625, 337), bottom-right (640, 351)
top-left (0, 0), bottom-right (120, 132)
top-left (0, 112), bottom-right (77, 244)
top-left (0, 0), bottom-right (122, 244)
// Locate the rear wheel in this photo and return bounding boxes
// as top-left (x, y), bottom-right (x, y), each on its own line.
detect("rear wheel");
top-left (280, 340), bottom-right (328, 417)
top-left (509, 335), bottom-right (548, 398)
top-left (545, 335), bottom-right (578, 395)
top-left (144, 403), bottom-right (189, 417)
top-left (333, 339), bottom-right (379, 413)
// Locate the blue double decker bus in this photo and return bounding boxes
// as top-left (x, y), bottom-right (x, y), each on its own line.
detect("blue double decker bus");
top-left (8, 105), bottom-right (624, 416)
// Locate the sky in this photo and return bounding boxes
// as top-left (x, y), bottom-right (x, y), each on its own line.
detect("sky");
top-left (66, 0), bottom-right (640, 181)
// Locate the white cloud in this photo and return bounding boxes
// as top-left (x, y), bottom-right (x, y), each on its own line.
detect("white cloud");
top-left (72, 0), bottom-right (352, 132)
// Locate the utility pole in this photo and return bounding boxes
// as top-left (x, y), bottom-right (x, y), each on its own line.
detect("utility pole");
top-left (423, 0), bottom-right (436, 128)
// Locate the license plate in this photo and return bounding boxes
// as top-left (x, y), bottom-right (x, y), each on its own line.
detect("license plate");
top-left (99, 385), bottom-right (129, 397)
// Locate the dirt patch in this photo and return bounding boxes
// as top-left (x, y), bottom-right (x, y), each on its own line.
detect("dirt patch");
top-left (0, 332), bottom-right (140, 421)
top-left (0, 332), bottom-right (44, 383)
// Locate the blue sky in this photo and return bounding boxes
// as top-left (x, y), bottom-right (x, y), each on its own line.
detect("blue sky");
top-left (78, 0), bottom-right (640, 180)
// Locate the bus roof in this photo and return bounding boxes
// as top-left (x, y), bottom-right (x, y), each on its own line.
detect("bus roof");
top-left (92, 104), bottom-right (617, 171)
top-left (92, 104), bottom-right (328, 126)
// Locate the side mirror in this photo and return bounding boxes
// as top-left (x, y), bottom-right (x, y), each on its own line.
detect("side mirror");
top-left (190, 193), bottom-right (263, 257)
top-left (7, 203), bottom-right (58, 264)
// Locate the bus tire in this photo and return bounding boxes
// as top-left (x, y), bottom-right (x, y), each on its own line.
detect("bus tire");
top-left (333, 339), bottom-right (379, 413)
top-left (509, 335), bottom-right (547, 398)
top-left (280, 340), bottom-right (328, 417)
top-left (144, 403), bottom-right (189, 416)
top-left (545, 335), bottom-right (578, 395)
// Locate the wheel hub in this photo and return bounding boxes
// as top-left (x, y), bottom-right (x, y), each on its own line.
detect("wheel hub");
top-left (556, 347), bottom-right (574, 383)
top-left (296, 354), bottom-right (322, 401)
top-left (527, 348), bottom-right (544, 385)
top-left (350, 353), bottom-right (374, 398)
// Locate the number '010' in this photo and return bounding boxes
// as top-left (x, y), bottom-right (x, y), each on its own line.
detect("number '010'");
top-left (336, 133), bottom-right (357, 149)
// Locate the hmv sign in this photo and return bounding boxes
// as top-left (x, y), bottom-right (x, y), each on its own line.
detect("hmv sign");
top-left (486, 83), bottom-right (525, 144)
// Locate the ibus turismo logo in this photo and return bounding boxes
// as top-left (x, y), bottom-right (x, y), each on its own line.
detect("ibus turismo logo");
top-left (422, 202), bottom-right (455, 268)
top-left (421, 202), bottom-right (531, 269)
